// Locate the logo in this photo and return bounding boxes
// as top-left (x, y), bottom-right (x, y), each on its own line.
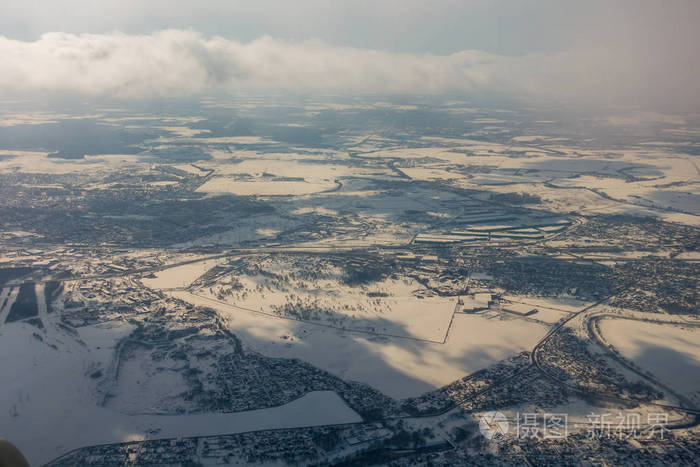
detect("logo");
top-left (479, 411), bottom-right (509, 439)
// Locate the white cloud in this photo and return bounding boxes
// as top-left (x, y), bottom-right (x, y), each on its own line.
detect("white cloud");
top-left (0, 30), bottom-right (514, 97)
top-left (1, 29), bottom-right (698, 111)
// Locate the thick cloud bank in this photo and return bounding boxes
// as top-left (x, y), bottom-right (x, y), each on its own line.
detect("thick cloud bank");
top-left (0, 30), bottom-right (518, 96)
top-left (1, 29), bottom-right (698, 109)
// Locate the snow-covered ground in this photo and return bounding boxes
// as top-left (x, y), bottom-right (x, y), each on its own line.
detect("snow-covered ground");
top-left (599, 318), bottom-right (700, 398)
top-left (171, 290), bottom-right (547, 398)
top-left (500, 294), bottom-right (588, 324)
top-left (197, 177), bottom-right (337, 196)
top-left (141, 257), bottom-right (227, 289)
top-left (198, 276), bottom-right (456, 342)
top-left (0, 316), bottom-right (360, 465)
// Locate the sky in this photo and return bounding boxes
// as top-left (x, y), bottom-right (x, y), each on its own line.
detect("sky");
top-left (1, 0), bottom-right (699, 111)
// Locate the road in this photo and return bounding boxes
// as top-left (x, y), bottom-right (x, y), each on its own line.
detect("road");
top-left (529, 289), bottom-right (700, 427)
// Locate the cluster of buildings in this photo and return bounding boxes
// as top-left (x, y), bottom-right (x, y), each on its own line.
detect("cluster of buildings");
top-left (61, 278), bottom-right (158, 326)
top-left (610, 260), bottom-right (698, 314)
top-left (206, 350), bottom-right (397, 419)
top-left (48, 423), bottom-right (394, 466)
top-left (504, 430), bottom-right (700, 466)
top-left (49, 437), bottom-right (200, 466)
top-left (537, 328), bottom-right (661, 402)
top-left (402, 353), bottom-right (530, 415)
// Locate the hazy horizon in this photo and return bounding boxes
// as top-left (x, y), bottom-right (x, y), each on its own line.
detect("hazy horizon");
top-left (2, 0), bottom-right (699, 111)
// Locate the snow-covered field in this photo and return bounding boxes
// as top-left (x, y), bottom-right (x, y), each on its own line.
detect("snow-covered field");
top-left (198, 274), bottom-right (456, 342)
top-left (194, 158), bottom-right (370, 196)
top-left (0, 150), bottom-right (147, 175)
top-left (171, 290), bottom-right (547, 398)
top-left (141, 257), bottom-right (227, 289)
top-left (0, 317), bottom-right (360, 465)
top-left (197, 177), bottom-right (337, 196)
top-left (599, 318), bottom-right (700, 397)
top-left (141, 255), bottom-right (458, 342)
top-left (500, 294), bottom-right (587, 323)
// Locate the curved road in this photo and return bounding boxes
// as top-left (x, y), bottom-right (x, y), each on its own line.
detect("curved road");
top-left (530, 293), bottom-right (700, 428)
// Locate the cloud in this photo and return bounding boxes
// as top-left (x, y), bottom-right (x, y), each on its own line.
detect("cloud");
top-left (1, 29), bottom-right (698, 111)
top-left (0, 30), bottom-right (513, 97)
